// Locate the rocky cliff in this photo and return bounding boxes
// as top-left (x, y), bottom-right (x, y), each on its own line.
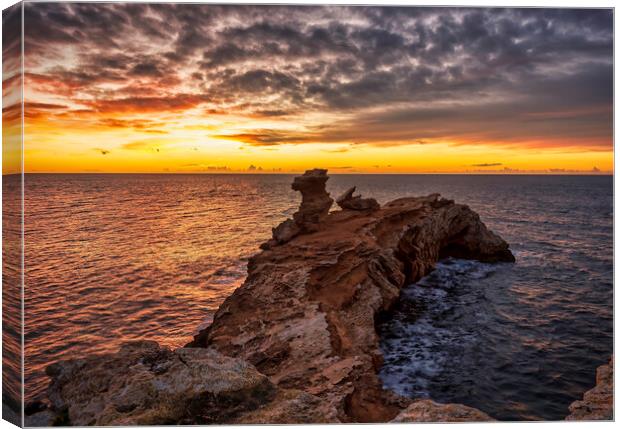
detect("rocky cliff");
top-left (34, 169), bottom-right (520, 425)
top-left (566, 357), bottom-right (613, 421)
top-left (33, 341), bottom-right (337, 426)
top-left (187, 169), bottom-right (514, 422)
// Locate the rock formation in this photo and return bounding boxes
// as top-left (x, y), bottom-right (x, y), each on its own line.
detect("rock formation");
top-left (566, 357), bottom-right (613, 421)
top-left (391, 400), bottom-right (495, 422)
top-left (269, 219), bottom-right (299, 246)
top-left (35, 340), bottom-right (339, 426)
top-left (36, 169), bottom-right (519, 425)
top-left (291, 168), bottom-right (334, 229)
top-left (262, 169), bottom-right (333, 249)
top-left (189, 172), bottom-right (515, 422)
top-left (336, 186), bottom-right (380, 211)
top-left (43, 341), bottom-right (276, 425)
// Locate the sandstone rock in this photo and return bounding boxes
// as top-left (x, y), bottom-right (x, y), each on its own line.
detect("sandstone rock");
top-left (566, 357), bottom-right (613, 420)
top-left (190, 187), bottom-right (514, 422)
top-left (272, 219), bottom-right (300, 244)
top-left (391, 400), bottom-right (495, 422)
top-left (233, 389), bottom-right (340, 424)
top-left (260, 219), bottom-right (301, 250)
top-left (263, 169), bottom-right (333, 248)
top-left (336, 186), bottom-right (380, 211)
top-left (291, 168), bottom-right (333, 231)
top-left (44, 341), bottom-right (275, 425)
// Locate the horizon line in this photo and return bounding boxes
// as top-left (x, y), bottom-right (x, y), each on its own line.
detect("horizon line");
top-left (4, 172), bottom-right (614, 176)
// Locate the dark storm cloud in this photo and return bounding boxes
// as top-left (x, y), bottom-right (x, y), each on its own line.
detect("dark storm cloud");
top-left (221, 69), bottom-right (301, 94)
top-left (23, 4), bottom-right (613, 148)
top-left (84, 94), bottom-right (211, 113)
top-left (3, 2), bottom-right (22, 107)
top-left (129, 61), bottom-right (164, 78)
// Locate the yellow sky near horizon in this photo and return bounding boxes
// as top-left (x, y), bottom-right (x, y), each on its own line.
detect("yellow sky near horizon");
top-left (22, 123), bottom-right (614, 174)
top-left (21, 93), bottom-right (613, 174)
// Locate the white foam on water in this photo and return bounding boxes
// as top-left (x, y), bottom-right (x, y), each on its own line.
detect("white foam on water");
top-left (378, 258), bottom-right (496, 398)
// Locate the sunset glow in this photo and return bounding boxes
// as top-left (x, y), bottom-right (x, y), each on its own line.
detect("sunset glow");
top-left (11, 4), bottom-right (615, 173)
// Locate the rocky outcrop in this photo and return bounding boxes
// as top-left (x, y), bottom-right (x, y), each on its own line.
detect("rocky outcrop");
top-left (270, 219), bottom-right (300, 245)
top-left (262, 169), bottom-right (333, 249)
top-left (391, 400), bottom-right (495, 422)
top-left (38, 340), bottom-right (339, 426)
top-left (336, 186), bottom-right (380, 211)
top-left (566, 357), bottom-right (613, 421)
top-left (291, 168), bottom-right (334, 229)
top-left (37, 169), bottom-right (515, 425)
top-left (190, 170), bottom-right (514, 422)
top-left (230, 389), bottom-right (339, 424)
top-left (43, 341), bottom-right (277, 425)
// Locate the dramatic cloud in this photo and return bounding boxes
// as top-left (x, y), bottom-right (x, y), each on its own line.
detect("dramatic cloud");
top-left (18, 4), bottom-right (613, 173)
top-left (213, 129), bottom-right (318, 146)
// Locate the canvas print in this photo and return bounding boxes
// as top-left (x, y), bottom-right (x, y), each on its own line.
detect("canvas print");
top-left (1, 1), bottom-right (614, 426)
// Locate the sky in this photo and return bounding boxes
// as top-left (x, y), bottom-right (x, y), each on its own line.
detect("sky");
top-left (6, 3), bottom-right (615, 173)
top-left (2, 3), bottom-right (22, 174)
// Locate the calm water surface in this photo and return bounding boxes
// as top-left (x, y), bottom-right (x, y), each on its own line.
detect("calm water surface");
top-left (22, 174), bottom-right (612, 421)
top-left (3, 175), bottom-right (22, 422)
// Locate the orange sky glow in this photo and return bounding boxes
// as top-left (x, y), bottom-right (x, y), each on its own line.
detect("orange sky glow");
top-left (3, 4), bottom-right (614, 174)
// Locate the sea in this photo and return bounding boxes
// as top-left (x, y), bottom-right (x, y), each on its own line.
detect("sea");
top-left (2, 173), bottom-right (613, 421)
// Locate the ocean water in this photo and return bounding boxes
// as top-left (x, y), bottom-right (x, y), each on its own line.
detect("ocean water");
top-left (2, 174), bottom-right (22, 423)
top-left (17, 173), bottom-right (612, 421)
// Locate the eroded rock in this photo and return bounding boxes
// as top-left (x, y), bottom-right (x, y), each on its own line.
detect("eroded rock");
top-left (391, 400), bottom-right (495, 422)
top-left (232, 389), bottom-right (339, 424)
top-left (291, 168), bottom-right (334, 230)
top-left (566, 357), bottom-right (613, 421)
top-left (336, 186), bottom-right (380, 211)
top-left (44, 341), bottom-right (275, 426)
top-left (263, 169), bottom-right (334, 248)
top-left (271, 219), bottom-right (300, 245)
top-left (191, 185), bottom-right (514, 422)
